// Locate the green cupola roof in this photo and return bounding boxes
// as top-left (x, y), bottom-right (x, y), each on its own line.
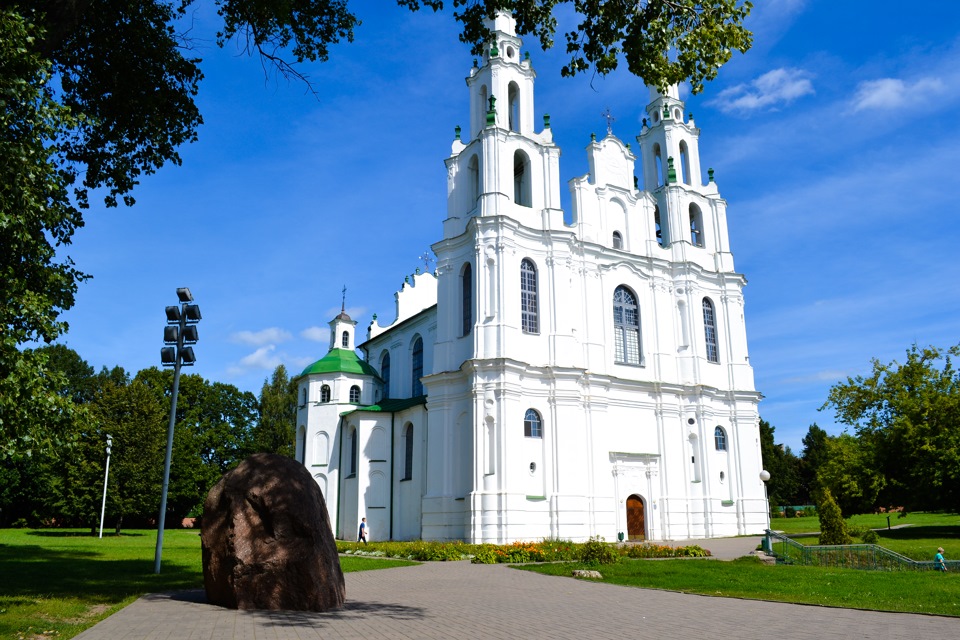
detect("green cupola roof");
top-left (300, 348), bottom-right (381, 379)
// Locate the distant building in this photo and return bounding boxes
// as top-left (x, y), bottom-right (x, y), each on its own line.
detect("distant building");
top-left (296, 13), bottom-right (767, 543)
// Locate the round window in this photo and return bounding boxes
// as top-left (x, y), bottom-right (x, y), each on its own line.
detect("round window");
top-left (529, 462), bottom-right (537, 474)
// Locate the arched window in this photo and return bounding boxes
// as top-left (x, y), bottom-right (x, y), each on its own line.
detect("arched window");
top-left (703, 298), bottom-right (719, 363)
top-left (524, 409), bottom-right (542, 438)
top-left (403, 424), bottom-right (414, 480)
top-left (513, 150), bottom-right (531, 207)
top-left (520, 259), bottom-right (539, 334)
top-left (341, 330), bottom-right (349, 348)
top-left (679, 140), bottom-right (691, 185)
top-left (350, 385), bottom-right (361, 403)
top-left (508, 81), bottom-right (520, 132)
top-left (654, 206), bottom-right (666, 247)
top-left (714, 426), bottom-right (727, 451)
top-left (297, 426), bottom-right (306, 464)
top-left (349, 426), bottom-right (358, 476)
top-left (411, 336), bottom-right (424, 397)
top-left (301, 387), bottom-right (307, 405)
top-left (461, 263), bottom-right (473, 337)
top-left (467, 154), bottom-right (480, 208)
top-left (690, 204), bottom-right (704, 247)
top-left (477, 84), bottom-right (488, 135)
top-left (612, 231), bottom-right (623, 249)
top-left (380, 351), bottom-right (391, 400)
top-left (653, 143), bottom-right (664, 186)
top-left (613, 286), bottom-right (641, 365)
top-left (320, 384), bottom-right (331, 403)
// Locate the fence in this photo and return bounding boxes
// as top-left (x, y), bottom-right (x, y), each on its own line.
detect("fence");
top-left (764, 529), bottom-right (960, 571)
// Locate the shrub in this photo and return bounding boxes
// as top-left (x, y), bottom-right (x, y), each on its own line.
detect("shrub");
top-left (816, 489), bottom-right (852, 545)
top-left (578, 537), bottom-right (621, 565)
top-left (861, 529), bottom-right (879, 544)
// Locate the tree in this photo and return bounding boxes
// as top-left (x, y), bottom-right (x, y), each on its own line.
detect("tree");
top-left (816, 432), bottom-right (883, 516)
top-left (3, 0), bottom-right (752, 458)
top-left (758, 419), bottom-right (802, 509)
top-left (822, 343), bottom-right (960, 514)
top-left (815, 487), bottom-right (851, 546)
top-left (252, 365), bottom-right (297, 457)
top-left (799, 423), bottom-right (828, 503)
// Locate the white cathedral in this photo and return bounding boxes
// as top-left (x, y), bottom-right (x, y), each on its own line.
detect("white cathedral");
top-left (295, 13), bottom-right (768, 544)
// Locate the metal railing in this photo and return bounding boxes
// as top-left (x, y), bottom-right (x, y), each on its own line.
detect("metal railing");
top-left (764, 529), bottom-right (959, 571)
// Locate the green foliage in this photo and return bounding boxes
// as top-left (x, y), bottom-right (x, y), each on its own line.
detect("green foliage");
top-left (816, 488), bottom-right (852, 546)
top-left (626, 543), bottom-right (710, 558)
top-left (577, 536), bottom-right (621, 565)
top-left (816, 433), bottom-right (883, 516)
top-left (800, 423), bottom-right (829, 502)
top-left (252, 364), bottom-right (297, 456)
top-left (759, 418), bottom-right (803, 507)
top-left (823, 343), bottom-right (960, 514)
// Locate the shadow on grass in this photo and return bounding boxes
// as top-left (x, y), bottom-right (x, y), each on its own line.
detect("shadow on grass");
top-left (26, 531), bottom-right (148, 538)
top-left (0, 544), bottom-right (201, 603)
top-left (881, 525), bottom-right (960, 541)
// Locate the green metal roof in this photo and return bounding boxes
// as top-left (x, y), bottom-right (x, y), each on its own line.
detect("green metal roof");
top-left (340, 395), bottom-right (427, 417)
top-left (300, 348), bottom-right (381, 378)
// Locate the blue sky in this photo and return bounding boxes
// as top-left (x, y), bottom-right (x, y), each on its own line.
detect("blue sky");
top-left (56, 1), bottom-right (960, 453)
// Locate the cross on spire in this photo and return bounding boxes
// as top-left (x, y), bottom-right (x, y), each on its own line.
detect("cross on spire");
top-left (601, 107), bottom-right (615, 135)
top-left (419, 250), bottom-right (435, 271)
top-left (341, 285), bottom-right (346, 313)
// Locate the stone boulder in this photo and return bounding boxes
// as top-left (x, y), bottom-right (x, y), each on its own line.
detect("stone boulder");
top-left (201, 453), bottom-right (345, 611)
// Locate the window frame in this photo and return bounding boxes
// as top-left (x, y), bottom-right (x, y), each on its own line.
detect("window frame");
top-left (520, 258), bottom-right (539, 334)
top-left (703, 297), bottom-right (719, 363)
top-left (613, 285), bottom-right (642, 365)
top-left (320, 384), bottom-right (331, 403)
top-left (523, 408), bottom-right (543, 438)
top-left (349, 385), bottom-right (361, 403)
top-left (714, 426), bottom-right (727, 451)
top-left (411, 336), bottom-right (424, 397)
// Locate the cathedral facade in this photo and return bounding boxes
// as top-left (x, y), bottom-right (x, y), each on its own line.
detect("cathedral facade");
top-left (296, 13), bottom-right (768, 544)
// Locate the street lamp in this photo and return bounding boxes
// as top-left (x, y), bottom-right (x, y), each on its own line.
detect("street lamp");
top-left (98, 434), bottom-right (112, 539)
top-left (155, 287), bottom-right (200, 573)
top-left (759, 468), bottom-right (771, 534)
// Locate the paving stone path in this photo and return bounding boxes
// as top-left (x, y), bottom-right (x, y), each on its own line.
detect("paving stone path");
top-left (75, 537), bottom-right (959, 639)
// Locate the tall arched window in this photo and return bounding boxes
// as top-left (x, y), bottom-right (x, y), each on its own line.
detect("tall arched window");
top-left (341, 330), bottom-right (349, 348)
top-left (508, 81), bottom-right (520, 132)
top-left (714, 426), bottom-right (727, 451)
top-left (690, 204), bottom-right (704, 247)
top-left (301, 387), bottom-right (307, 405)
top-left (403, 424), bottom-right (414, 480)
top-left (513, 150), bottom-right (531, 207)
top-left (320, 384), bottom-right (331, 403)
top-left (524, 409), bottom-right (542, 438)
top-left (467, 154), bottom-right (480, 208)
top-left (653, 143), bottom-right (664, 186)
top-left (613, 286), bottom-right (641, 365)
top-left (350, 385), bottom-right (361, 403)
top-left (679, 140), bottom-right (691, 185)
top-left (654, 206), bottom-right (666, 247)
top-left (612, 231), bottom-right (623, 249)
top-left (380, 351), bottom-right (391, 400)
top-left (461, 263), bottom-right (473, 337)
top-left (349, 426), bottom-right (358, 476)
top-left (703, 298), bottom-right (719, 363)
top-left (411, 336), bottom-right (424, 397)
top-left (520, 259), bottom-right (539, 334)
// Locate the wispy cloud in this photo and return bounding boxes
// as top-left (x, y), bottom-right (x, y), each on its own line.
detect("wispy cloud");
top-left (708, 68), bottom-right (814, 113)
top-left (851, 77), bottom-right (945, 111)
top-left (230, 327), bottom-right (292, 346)
top-left (301, 326), bottom-right (328, 342)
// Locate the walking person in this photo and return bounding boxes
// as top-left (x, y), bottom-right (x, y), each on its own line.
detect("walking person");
top-left (358, 517), bottom-right (368, 544)
top-left (935, 547), bottom-right (947, 571)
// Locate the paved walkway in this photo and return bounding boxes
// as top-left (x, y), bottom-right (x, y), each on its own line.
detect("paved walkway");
top-left (76, 537), bottom-right (958, 639)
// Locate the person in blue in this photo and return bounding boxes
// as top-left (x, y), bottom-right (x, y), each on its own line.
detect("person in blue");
top-left (935, 547), bottom-right (947, 572)
top-left (358, 517), bottom-right (368, 544)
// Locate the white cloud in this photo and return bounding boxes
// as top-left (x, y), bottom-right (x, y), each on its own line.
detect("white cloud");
top-left (230, 327), bottom-right (292, 346)
top-left (301, 326), bottom-right (328, 342)
top-left (708, 68), bottom-right (814, 113)
top-left (851, 77), bottom-right (945, 112)
top-left (237, 345), bottom-right (283, 371)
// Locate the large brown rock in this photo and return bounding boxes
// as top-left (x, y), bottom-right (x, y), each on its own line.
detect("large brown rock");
top-left (201, 453), bottom-right (345, 611)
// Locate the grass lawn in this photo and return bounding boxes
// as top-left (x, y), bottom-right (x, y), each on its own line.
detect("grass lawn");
top-left (518, 556), bottom-right (960, 616)
top-left (0, 528), bottom-right (416, 640)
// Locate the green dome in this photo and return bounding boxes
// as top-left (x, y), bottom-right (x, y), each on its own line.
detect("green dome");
top-left (300, 348), bottom-right (381, 379)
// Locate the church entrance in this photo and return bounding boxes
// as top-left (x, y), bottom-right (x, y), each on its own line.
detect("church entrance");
top-left (626, 494), bottom-right (646, 541)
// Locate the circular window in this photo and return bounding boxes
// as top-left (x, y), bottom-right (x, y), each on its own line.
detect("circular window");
top-left (529, 462), bottom-right (536, 474)
top-left (507, 46), bottom-right (515, 59)
top-left (687, 418), bottom-right (696, 425)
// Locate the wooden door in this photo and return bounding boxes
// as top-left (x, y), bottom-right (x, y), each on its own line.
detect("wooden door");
top-left (626, 494), bottom-right (646, 541)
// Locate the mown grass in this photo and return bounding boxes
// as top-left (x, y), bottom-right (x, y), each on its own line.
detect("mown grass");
top-left (518, 556), bottom-right (960, 616)
top-left (0, 528), bottom-right (415, 640)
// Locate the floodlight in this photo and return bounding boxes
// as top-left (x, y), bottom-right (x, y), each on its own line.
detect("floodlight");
top-left (163, 326), bottom-right (179, 344)
top-left (180, 346), bottom-right (196, 365)
top-left (183, 304), bottom-right (202, 322)
top-left (165, 306), bottom-right (181, 323)
top-left (181, 325), bottom-right (198, 343)
top-left (161, 347), bottom-right (177, 365)
top-left (176, 287), bottom-right (194, 303)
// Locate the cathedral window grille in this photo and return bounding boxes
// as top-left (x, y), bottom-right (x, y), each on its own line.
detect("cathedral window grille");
top-left (714, 426), bottom-right (727, 451)
top-left (462, 263), bottom-right (473, 337)
top-left (703, 298), bottom-right (719, 363)
top-left (411, 336), bottom-right (424, 397)
top-left (380, 351), bottom-right (391, 400)
top-left (612, 231), bottom-right (623, 249)
top-left (520, 259), bottom-right (539, 334)
top-left (690, 205), bottom-right (704, 247)
top-left (321, 384), bottom-right (331, 403)
top-left (350, 385), bottom-right (361, 403)
top-left (524, 409), bottom-right (542, 438)
top-left (341, 330), bottom-right (349, 348)
top-left (403, 424), bottom-right (414, 480)
top-left (613, 286), bottom-right (641, 365)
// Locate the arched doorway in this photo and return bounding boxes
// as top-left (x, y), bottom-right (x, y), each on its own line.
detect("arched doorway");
top-left (626, 494), bottom-right (646, 541)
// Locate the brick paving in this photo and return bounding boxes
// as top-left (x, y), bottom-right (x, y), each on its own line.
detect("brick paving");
top-left (75, 537), bottom-right (959, 639)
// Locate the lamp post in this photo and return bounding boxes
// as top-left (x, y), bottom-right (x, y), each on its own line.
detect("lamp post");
top-left (155, 287), bottom-right (200, 573)
top-left (98, 434), bottom-right (112, 539)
